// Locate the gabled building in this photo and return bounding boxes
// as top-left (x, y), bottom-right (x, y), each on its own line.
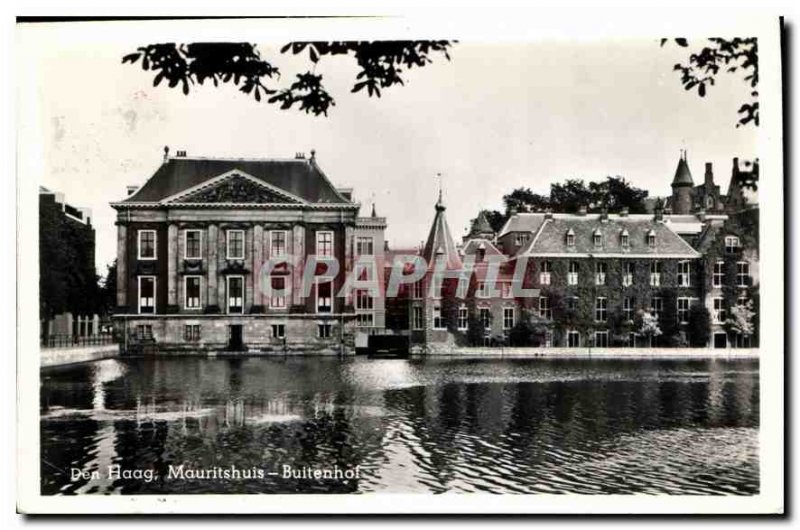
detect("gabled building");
top-left (111, 149), bottom-right (384, 354)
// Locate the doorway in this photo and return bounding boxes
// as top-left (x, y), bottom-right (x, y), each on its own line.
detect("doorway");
top-left (713, 332), bottom-right (727, 349)
top-left (228, 324), bottom-right (244, 351)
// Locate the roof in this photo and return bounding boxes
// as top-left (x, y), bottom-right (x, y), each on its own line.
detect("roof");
top-left (516, 215), bottom-right (700, 258)
top-left (672, 157), bottom-right (694, 187)
top-left (468, 211), bottom-right (495, 237)
top-left (421, 194), bottom-right (463, 270)
top-left (122, 156), bottom-right (350, 204)
top-left (497, 213), bottom-right (547, 238)
top-left (461, 238), bottom-right (503, 257)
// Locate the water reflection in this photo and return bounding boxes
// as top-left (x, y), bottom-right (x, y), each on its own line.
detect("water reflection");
top-left (40, 356), bottom-right (759, 495)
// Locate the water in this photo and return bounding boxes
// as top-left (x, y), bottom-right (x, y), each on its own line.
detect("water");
top-left (40, 356), bottom-right (759, 495)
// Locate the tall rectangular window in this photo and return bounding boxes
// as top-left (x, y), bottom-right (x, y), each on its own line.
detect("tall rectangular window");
top-left (650, 261), bottom-right (662, 286)
top-left (317, 231), bottom-right (334, 257)
top-left (713, 261), bottom-right (725, 287)
top-left (184, 276), bottom-right (201, 309)
top-left (317, 282), bottom-right (332, 313)
top-left (457, 305), bottom-right (468, 330)
top-left (412, 280), bottom-right (424, 299)
top-left (595, 262), bottom-right (607, 286)
top-left (503, 307), bottom-right (515, 329)
top-left (476, 281), bottom-right (491, 298)
top-left (623, 296), bottom-right (634, 321)
top-left (318, 323), bottom-right (333, 338)
top-left (184, 324), bottom-right (201, 342)
top-left (737, 261), bottom-right (750, 287)
top-left (595, 297), bottom-right (607, 322)
top-left (138, 276), bottom-right (156, 314)
top-left (412, 306), bottom-right (424, 330)
top-left (677, 297), bottom-right (690, 323)
top-left (479, 308), bottom-right (491, 330)
top-left (568, 261), bottom-right (579, 285)
top-left (356, 236), bottom-right (374, 256)
top-left (651, 297), bottom-right (663, 320)
top-left (539, 296), bottom-right (552, 319)
top-left (539, 261), bottom-right (552, 285)
top-left (184, 230), bottom-right (202, 259)
top-left (433, 304), bottom-right (445, 330)
top-left (594, 331), bottom-right (609, 348)
top-left (227, 276), bottom-right (244, 314)
top-left (269, 276), bottom-right (286, 308)
top-left (270, 230), bottom-right (287, 257)
top-left (138, 230), bottom-right (156, 260)
top-left (272, 324), bottom-right (285, 339)
top-left (227, 230), bottom-right (244, 260)
top-left (677, 261), bottom-right (691, 287)
top-left (623, 262), bottom-right (634, 286)
top-left (567, 330), bottom-right (580, 347)
top-left (355, 288), bottom-right (374, 327)
top-left (713, 298), bottom-right (726, 323)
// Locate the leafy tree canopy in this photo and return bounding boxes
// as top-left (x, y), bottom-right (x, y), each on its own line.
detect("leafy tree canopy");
top-left (122, 41), bottom-right (453, 116)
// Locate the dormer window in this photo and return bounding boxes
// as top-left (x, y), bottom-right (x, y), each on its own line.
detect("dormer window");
top-left (620, 229), bottom-right (630, 250)
top-left (725, 235), bottom-right (741, 254)
top-left (566, 228), bottom-right (575, 248)
top-left (647, 229), bottom-right (656, 249)
top-left (592, 229), bottom-right (602, 248)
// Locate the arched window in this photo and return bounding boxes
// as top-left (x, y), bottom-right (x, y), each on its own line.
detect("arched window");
top-left (725, 235), bottom-right (741, 253)
top-left (566, 228), bottom-right (575, 248)
top-left (620, 229), bottom-right (630, 249)
top-left (647, 229), bottom-right (656, 249)
top-left (592, 228), bottom-right (602, 248)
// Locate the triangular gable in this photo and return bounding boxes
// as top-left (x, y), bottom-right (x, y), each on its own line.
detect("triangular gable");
top-left (163, 170), bottom-right (307, 205)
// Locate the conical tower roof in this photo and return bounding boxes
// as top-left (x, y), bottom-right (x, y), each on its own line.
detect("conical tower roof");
top-left (672, 152), bottom-right (694, 187)
top-left (422, 190), bottom-right (463, 270)
top-left (471, 211), bottom-right (494, 235)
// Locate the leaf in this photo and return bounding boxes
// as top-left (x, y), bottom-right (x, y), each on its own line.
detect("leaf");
top-left (698, 83), bottom-right (706, 97)
top-left (122, 53), bottom-right (140, 64)
top-left (675, 38), bottom-right (688, 47)
top-left (153, 72), bottom-right (165, 87)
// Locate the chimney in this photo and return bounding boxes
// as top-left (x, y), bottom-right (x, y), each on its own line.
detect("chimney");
top-left (295, 152), bottom-right (305, 159)
top-left (544, 208), bottom-right (553, 220)
top-left (577, 205), bottom-right (587, 216)
top-left (620, 207), bottom-right (629, 217)
top-left (600, 208), bottom-right (609, 222)
top-left (176, 150), bottom-right (187, 157)
top-left (310, 149), bottom-right (316, 161)
top-left (733, 157), bottom-right (740, 174)
top-left (705, 162), bottom-right (714, 186)
top-left (654, 205), bottom-right (664, 222)
top-left (126, 185), bottom-right (139, 197)
top-left (384, 240), bottom-right (390, 252)
top-left (163, 145), bottom-right (170, 163)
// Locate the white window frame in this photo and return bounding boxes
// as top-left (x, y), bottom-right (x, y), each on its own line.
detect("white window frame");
top-left (318, 322), bottom-right (333, 338)
top-left (539, 296), bottom-right (552, 320)
top-left (226, 230), bottom-right (245, 260)
top-left (226, 275), bottom-right (244, 314)
top-left (621, 231), bottom-right (630, 250)
top-left (271, 324), bottom-right (285, 339)
top-left (316, 230), bottom-right (334, 258)
top-left (725, 235), bottom-right (741, 254)
top-left (355, 236), bottom-right (374, 256)
top-left (137, 230), bottom-right (157, 260)
top-left (539, 261), bottom-right (552, 285)
top-left (433, 304), bottom-right (445, 330)
top-left (595, 262), bottom-right (607, 286)
top-left (270, 230), bottom-right (288, 258)
top-left (184, 229), bottom-right (203, 260)
top-left (457, 305), bottom-right (468, 330)
top-left (566, 231), bottom-right (575, 248)
top-left (623, 262), bottom-right (634, 287)
top-left (316, 281), bottom-right (333, 314)
top-left (650, 261), bottom-right (661, 287)
top-left (623, 296), bottom-right (634, 321)
top-left (713, 297), bottom-right (726, 323)
top-left (476, 281), bottom-right (491, 298)
top-left (412, 305), bottom-right (424, 330)
top-left (412, 280), bottom-right (424, 299)
top-left (737, 261), bottom-right (750, 287)
top-left (594, 331), bottom-right (609, 348)
top-left (479, 307), bottom-right (491, 330)
top-left (677, 297), bottom-right (691, 324)
top-left (183, 275), bottom-right (202, 310)
top-left (138, 275), bottom-right (157, 314)
top-left (595, 297), bottom-right (607, 322)
top-left (503, 307), bottom-right (515, 330)
top-left (568, 261), bottom-right (579, 285)
top-left (677, 260), bottom-right (691, 287)
top-left (713, 261), bottom-right (725, 287)
top-left (647, 232), bottom-right (656, 249)
top-left (567, 330), bottom-right (580, 348)
top-left (593, 231), bottom-right (602, 248)
top-left (651, 297), bottom-right (663, 320)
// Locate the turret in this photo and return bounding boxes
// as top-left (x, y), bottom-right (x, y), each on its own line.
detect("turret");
top-left (670, 149), bottom-right (694, 214)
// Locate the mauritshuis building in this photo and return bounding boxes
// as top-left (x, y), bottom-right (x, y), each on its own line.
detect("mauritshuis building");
top-left (112, 150), bottom-right (758, 353)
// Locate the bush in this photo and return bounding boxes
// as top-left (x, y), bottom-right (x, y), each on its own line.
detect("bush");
top-left (687, 304), bottom-right (711, 347)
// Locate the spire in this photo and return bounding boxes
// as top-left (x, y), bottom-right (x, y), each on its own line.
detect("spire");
top-left (435, 172), bottom-right (445, 212)
top-left (672, 151), bottom-right (694, 187)
top-left (371, 202), bottom-right (377, 218)
top-left (422, 186), bottom-right (462, 270)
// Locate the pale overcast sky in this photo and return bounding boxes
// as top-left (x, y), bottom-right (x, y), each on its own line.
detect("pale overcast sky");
top-left (27, 27), bottom-right (757, 271)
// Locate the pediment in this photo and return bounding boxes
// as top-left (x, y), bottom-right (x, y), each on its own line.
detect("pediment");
top-left (169, 173), bottom-right (303, 205)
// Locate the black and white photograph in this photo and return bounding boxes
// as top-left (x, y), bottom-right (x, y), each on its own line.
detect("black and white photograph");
top-left (14, 12), bottom-right (785, 515)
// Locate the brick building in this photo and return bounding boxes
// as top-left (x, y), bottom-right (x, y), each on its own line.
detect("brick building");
top-left (111, 150), bottom-right (385, 354)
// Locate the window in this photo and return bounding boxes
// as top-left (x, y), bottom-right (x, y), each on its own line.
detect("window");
top-left (650, 261), bottom-right (662, 286)
top-left (539, 296), bottom-right (552, 319)
top-left (539, 261), bottom-right (552, 285)
top-left (595, 262), bottom-right (607, 286)
top-left (356, 312), bottom-right (374, 327)
top-left (567, 331), bottom-right (580, 348)
top-left (271, 324), bottom-right (285, 339)
top-left (476, 248), bottom-right (486, 262)
top-left (651, 297), bottom-right (663, 320)
top-left (136, 324), bottom-right (153, 340)
top-left (515, 233), bottom-right (528, 246)
top-left (355, 289), bottom-right (374, 311)
top-left (317, 231), bottom-right (334, 257)
top-left (355, 288), bottom-right (374, 327)
top-left (477, 281), bottom-right (491, 298)
top-left (677, 297), bottom-right (691, 324)
top-left (479, 308), bottom-right (491, 330)
top-left (503, 307), bottom-right (515, 330)
top-left (227, 276), bottom-right (244, 314)
top-left (184, 230), bottom-right (202, 259)
top-left (713, 261), bottom-right (725, 287)
top-left (713, 298), bottom-right (726, 323)
top-left (593, 229), bottom-right (602, 248)
top-left (566, 229), bottom-right (575, 248)
top-left (501, 282), bottom-right (513, 299)
top-left (566, 296), bottom-right (578, 311)
top-left (356, 236), bottom-right (374, 256)
top-left (595, 297), bottom-right (607, 322)
top-left (457, 305), bottom-right (468, 330)
top-left (138, 276), bottom-right (156, 314)
top-left (620, 230), bottom-right (630, 250)
top-left (623, 296), bottom-right (634, 321)
top-left (184, 276), bottom-right (201, 309)
top-left (737, 261), bottom-right (750, 287)
top-left (184, 324), bottom-right (201, 342)
top-left (318, 323), bottom-right (332, 338)
top-left (269, 276), bottom-right (286, 308)
top-left (594, 331), bottom-right (609, 348)
top-left (725, 236), bottom-right (741, 254)
top-left (647, 230), bottom-right (656, 249)
top-left (623, 262), bottom-right (634, 287)
top-left (412, 306), bottom-right (424, 330)
top-left (568, 261), bottom-right (579, 285)
top-left (433, 305), bottom-right (445, 330)
top-left (412, 280), bottom-right (424, 299)
top-left (317, 282), bottom-right (332, 313)
top-left (677, 261), bottom-right (691, 287)
top-left (138, 230), bottom-right (157, 260)
top-left (737, 296), bottom-right (749, 307)
top-left (270, 230), bottom-right (287, 257)
top-left (226, 230), bottom-right (244, 260)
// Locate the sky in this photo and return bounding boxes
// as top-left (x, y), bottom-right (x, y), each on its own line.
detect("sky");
top-left (26, 27), bottom-right (758, 272)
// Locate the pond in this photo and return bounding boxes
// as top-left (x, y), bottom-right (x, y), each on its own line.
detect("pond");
top-left (40, 356), bottom-right (759, 495)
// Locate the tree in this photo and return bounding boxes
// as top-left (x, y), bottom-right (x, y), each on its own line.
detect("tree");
top-left (636, 309), bottom-right (663, 346)
top-left (662, 38), bottom-right (758, 128)
top-left (726, 299), bottom-right (756, 336)
top-left (687, 303), bottom-right (712, 347)
top-left (503, 188), bottom-right (551, 214)
top-left (98, 260), bottom-right (117, 316)
top-left (122, 41), bottom-right (453, 116)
